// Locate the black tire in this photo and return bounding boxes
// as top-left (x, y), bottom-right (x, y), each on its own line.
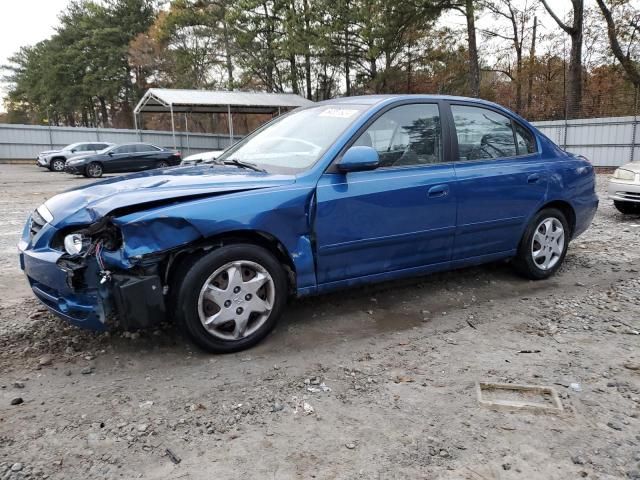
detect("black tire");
top-left (156, 160), bottom-right (170, 169)
top-left (614, 200), bottom-right (640, 215)
top-left (172, 244), bottom-right (288, 353)
top-left (49, 158), bottom-right (66, 172)
top-left (513, 208), bottom-right (570, 280)
top-left (85, 162), bottom-right (103, 178)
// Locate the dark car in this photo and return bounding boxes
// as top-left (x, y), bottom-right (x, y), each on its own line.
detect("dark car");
top-left (64, 143), bottom-right (181, 178)
top-left (20, 95), bottom-right (598, 353)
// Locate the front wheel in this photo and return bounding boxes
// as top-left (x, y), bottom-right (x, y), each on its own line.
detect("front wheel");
top-left (85, 162), bottom-right (103, 178)
top-left (513, 208), bottom-right (569, 280)
top-left (173, 244), bottom-right (288, 353)
top-left (614, 201), bottom-right (640, 215)
top-left (49, 158), bottom-right (65, 172)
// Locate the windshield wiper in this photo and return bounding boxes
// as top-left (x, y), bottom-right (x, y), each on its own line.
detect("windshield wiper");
top-left (220, 158), bottom-right (266, 172)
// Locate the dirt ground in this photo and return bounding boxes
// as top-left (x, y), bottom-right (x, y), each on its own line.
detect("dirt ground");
top-left (0, 163), bottom-right (639, 480)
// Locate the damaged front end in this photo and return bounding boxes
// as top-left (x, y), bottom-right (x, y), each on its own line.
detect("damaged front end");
top-left (54, 216), bottom-right (168, 330)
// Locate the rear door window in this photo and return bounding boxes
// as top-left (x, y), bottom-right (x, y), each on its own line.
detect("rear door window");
top-left (451, 105), bottom-right (518, 160)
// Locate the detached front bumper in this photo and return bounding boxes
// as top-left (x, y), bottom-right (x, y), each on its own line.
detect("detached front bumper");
top-left (608, 179), bottom-right (640, 203)
top-left (19, 239), bottom-right (107, 330)
top-left (18, 216), bottom-right (167, 332)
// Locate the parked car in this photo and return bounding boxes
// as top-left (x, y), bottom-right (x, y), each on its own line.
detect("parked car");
top-left (608, 162), bottom-right (640, 214)
top-left (64, 143), bottom-right (181, 178)
top-left (19, 95), bottom-right (598, 353)
top-left (37, 142), bottom-right (114, 172)
top-left (180, 150), bottom-right (225, 166)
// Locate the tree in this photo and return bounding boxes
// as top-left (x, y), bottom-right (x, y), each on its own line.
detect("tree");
top-left (541, 0), bottom-right (585, 118)
top-left (595, 0), bottom-right (640, 88)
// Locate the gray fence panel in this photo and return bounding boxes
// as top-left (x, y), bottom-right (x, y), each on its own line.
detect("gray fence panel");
top-left (2, 116), bottom-right (638, 166)
top-left (532, 115), bottom-right (639, 167)
top-left (0, 123), bottom-right (243, 160)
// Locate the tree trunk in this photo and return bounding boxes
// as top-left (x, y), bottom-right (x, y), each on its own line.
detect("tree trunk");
top-left (98, 97), bottom-right (109, 127)
top-left (465, 0), bottom-right (480, 97)
top-left (344, 25), bottom-right (351, 96)
top-left (527, 16), bottom-right (537, 112)
top-left (567, 2), bottom-right (584, 118)
top-left (289, 55), bottom-right (300, 94)
top-left (222, 18), bottom-right (234, 90)
top-left (301, 0), bottom-right (312, 99)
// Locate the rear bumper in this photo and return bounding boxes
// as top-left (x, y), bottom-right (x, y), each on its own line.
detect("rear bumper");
top-left (573, 194), bottom-right (599, 239)
top-left (608, 180), bottom-right (640, 203)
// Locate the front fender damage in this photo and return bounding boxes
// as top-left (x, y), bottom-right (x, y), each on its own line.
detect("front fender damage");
top-left (56, 216), bottom-right (201, 330)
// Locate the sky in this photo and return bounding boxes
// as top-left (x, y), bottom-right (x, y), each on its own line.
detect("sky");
top-left (0, 0), bottom-right (72, 110)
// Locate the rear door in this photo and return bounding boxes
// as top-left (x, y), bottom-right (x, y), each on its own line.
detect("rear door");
top-left (314, 102), bottom-right (457, 285)
top-left (449, 102), bottom-right (547, 260)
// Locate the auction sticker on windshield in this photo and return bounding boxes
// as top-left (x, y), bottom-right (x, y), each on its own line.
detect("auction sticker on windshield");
top-left (319, 108), bottom-right (360, 118)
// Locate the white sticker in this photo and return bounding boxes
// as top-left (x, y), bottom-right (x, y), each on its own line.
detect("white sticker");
top-left (319, 108), bottom-right (359, 119)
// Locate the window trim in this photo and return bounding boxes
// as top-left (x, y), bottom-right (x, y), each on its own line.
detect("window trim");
top-left (448, 101), bottom-right (539, 163)
top-left (325, 100), bottom-right (452, 174)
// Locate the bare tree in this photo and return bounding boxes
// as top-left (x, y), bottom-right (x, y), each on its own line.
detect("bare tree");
top-left (541, 0), bottom-right (584, 118)
top-left (595, 0), bottom-right (640, 88)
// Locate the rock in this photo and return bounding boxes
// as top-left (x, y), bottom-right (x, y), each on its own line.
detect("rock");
top-left (345, 443), bottom-right (356, 449)
top-left (137, 424), bottom-right (148, 432)
top-left (623, 362), bottom-right (640, 371)
top-left (502, 463), bottom-right (511, 471)
top-left (569, 383), bottom-right (582, 392)
top-left (607, 421), bottom-right (623, 431)
top-left (571, 455), bottom-right (586, 465)
top-left (81, 366), bottom-right (94, 375)
top-left (271, 402), bottom-right (284, 412)
top-left (439, 450), bottom-right (450, 458)
top-left (38, 354), bottom-right (53, 366)
top-left (12, 381), bottom-right (25, 389)
top-left (10, 397), bottom-right (23, 405)
top-left (11, 463), bottom-right (23, 472)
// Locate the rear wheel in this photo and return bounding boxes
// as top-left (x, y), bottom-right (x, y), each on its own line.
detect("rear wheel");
top-left (85, 162), bottom-right (103, 178)
top-left (513, 208), bottom-right (569, 280)
top-left (156, 160), bottom-right (170, 169)
top-left (614, 200), bottom-right (640, 215)
top-left (49, 158), bottom-right (65, 172)
top-left (173, 244), bottom-right (288, 353)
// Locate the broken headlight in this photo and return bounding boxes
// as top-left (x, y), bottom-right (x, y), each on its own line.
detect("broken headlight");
top-left (64, 233), bottom-right (91, 256)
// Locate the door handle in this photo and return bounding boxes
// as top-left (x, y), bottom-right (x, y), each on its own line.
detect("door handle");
top-left (427, 184), bottom-right (449, 198)
top-left (527, 173), bottom-right (542, 184)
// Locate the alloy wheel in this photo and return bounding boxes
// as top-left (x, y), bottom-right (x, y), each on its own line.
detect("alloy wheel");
top-left (197, 260), bottom-right (275, 341)
top-left (52, 160), bottom-right (65, 171)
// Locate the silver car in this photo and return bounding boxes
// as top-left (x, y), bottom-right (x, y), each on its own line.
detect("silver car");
top-left (37, 142), bottom-right (114, 172)
top-left (608, 162), bottom-right (640, 214)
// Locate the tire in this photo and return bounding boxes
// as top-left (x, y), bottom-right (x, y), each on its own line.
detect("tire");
top-left (614, 200), bottom-right (640, 215)
top-left (49, 158), bottom-right (66, 172)
top-left (85, 162), bottom-right (103, 178)
top-left (172, 244), bottom-right (288, 353)
top-left (156, 160), bottom-right (170, 169)
top-left (513, 208), bottom-right (570, 280)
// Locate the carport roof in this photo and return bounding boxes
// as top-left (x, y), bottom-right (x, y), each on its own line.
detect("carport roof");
top-left (134, 88), bottom-right (314, 114)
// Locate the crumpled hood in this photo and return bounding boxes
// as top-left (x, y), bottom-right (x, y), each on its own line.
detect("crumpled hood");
top-left (45, 165), bottom-right (296, 226)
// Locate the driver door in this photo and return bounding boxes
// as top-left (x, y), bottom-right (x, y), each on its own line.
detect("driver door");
top-left (313, 102), bottom-right (457, 285)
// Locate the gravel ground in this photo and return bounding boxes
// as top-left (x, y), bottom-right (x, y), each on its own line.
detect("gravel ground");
top-left (0, 164), bottom-right (639, 480)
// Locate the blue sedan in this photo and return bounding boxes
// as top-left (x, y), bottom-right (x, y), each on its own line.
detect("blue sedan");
top-left (18, 95), bottom-right (598, 353)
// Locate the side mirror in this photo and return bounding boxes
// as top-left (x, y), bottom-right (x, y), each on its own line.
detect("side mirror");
top-left (337, 146), bottom-right (379, 173)
top-left (108, 151), bottom-right (113, 156)
top-left (70, 149), bottom-right (76, 153)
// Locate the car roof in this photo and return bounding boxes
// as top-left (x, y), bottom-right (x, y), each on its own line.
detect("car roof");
top-left (318, 94), bottom-right (509, 110)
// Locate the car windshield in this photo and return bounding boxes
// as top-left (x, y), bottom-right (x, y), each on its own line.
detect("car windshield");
top-left (216, 104), bottom-right (368, 173)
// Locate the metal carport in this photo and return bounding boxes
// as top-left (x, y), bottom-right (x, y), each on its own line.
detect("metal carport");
top-left (133, 89), bottom-right (314, 148)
